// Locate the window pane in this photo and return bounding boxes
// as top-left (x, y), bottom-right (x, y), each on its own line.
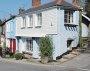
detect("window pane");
top-left (29, 15), bottom-right (33, 27)
top-left (26, 38), bottom-right (33, 51)
top-left (64, 10), bottom-right (73, 23)
top-left (23, 17), bottom-right (26, 27)
top-left (37, 13), bottom-right (42, 26)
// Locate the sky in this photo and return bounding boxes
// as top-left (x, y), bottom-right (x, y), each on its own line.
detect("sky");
top-left (0, 0), bottom-right (51, 20)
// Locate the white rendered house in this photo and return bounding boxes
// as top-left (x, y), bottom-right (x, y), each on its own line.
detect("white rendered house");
top-left (15, 0), bottom-right (80, 60)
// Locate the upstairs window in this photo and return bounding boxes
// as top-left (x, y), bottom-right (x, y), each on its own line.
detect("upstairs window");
top-left (37, 13), bottom-right (42, 27)
top-left (64, 11), bottom-right (73, 24)
top-left (26, 15), bottom-right (33, 28)
top-left (29, 15), bottom-right (33, 27)
top-left (22, 17), bottom-right (26, 28)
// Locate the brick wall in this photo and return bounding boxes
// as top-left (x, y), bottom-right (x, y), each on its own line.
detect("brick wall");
top-left (32, 0), bottom-right (41, 8)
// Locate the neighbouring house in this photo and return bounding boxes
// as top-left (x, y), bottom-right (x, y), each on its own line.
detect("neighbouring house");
top-left (82, 0), bottom-right (90, 49)
top-left (16, 0), bottom-right (80, 60)
top-left (5, 16), bottom-right (16, 53)
top-left (81, 14), bottom-right (90, 48)
top-left (88, 23), bottom-right (90, 38)
top-left (0, 22), bottom-right (6, 48)
top-left (82, 14), bottom-right (90, 37)
top-left (88, 20), bottom-right (90, 48)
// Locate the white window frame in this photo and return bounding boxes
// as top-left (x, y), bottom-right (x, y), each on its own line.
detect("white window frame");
top-left (26, 15), bottom-right (33, 28)
top-left (29, 15), bottom-right (33, 27)
top-left (64, 10), bottom-right (73, 24)
top-left (35, 13), bottom-right (42, 27)
top-left (26, 38), bottom-right (33, 52)
top-left (21, 17), bottom-right (26, 28)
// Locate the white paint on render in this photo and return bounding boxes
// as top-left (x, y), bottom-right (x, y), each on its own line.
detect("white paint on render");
top-left (82, 23), bottom-right (89, 37)
top-left (6, 39), bottom-right (10, 48)
top-left (19, 38), bottom-right (26, 53)
top-left (26, 15), bottom-right (30, 28)
top-left (33, 39), bottom-right (40, 59)
top-left (16, 6), bottom-right (80, 60)
top-left (15, 8), bottom-right (57, 37)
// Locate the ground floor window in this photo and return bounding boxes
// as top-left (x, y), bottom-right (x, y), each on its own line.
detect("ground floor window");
top-left (67, 39), bottom-right (73, 48)
top-left (26, 38), bottom-right (33, 51)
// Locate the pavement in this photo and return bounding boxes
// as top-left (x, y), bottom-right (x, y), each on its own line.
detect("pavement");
top-left (0, 53), bottom-right (90, 71)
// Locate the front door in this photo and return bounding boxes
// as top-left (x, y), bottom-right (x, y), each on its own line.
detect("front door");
top-left (10, 39), bottom-right (16, 53)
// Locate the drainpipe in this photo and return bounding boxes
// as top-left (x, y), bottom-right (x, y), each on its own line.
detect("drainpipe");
top-left (79, 10), bottom-right (82, 48)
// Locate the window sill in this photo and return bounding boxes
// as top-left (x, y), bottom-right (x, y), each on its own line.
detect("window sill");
top-left (35, 25), bottom-right (42, 28)
top-left (27, 26), bottom-right (33, 28)
top-left (64, 23), bottom-right (78, 27)
top-left (21, 27), bottom-right (25, 29)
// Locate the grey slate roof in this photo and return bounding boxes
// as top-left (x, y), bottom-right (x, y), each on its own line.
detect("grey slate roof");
top-left (24, 0), bottom-right (79, 14)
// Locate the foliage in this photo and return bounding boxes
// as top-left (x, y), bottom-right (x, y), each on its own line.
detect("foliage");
top-left (1, 47), bottom-right (14, 58)
top-left (0, 19), bottom-right (2, 24)
top-left (14, 53), bottom-right (24, 60)
top-left (86, 0), bottom-right (90, 17)
top-left (3, 42), bottom-right (6, 48)
top-left (2, 47), bottom-right (9, 58)
top-left (39, 36), bottom-right (53, 59)
top-left (9, 52), bottom-right (15, 58)
top-left (78, 0), bottom-right (86, 8)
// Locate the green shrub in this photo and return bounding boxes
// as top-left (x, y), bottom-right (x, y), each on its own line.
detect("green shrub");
top-left (9, 53), bottom-right (14, 58)
top-left (39, 36), bottom-right (53, 59)
top-left (14, 53), bottom-right (24, 60)
top-left (3, 42), bottom-right (6, 48)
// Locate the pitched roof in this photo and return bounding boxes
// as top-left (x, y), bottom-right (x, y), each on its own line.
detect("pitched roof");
top-left (25, 0), bottom-right (79, 14)
top-left (0, 15), bottom-right (16, 26)
top-left (82, 14), bottom-right (90, 22)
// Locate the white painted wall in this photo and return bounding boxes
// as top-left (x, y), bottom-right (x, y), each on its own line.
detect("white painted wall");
top-left (18, 38), bottom-right (26, 53)
top-left (16, 7), bottom-right (79, 60)
top-left (33, 39), bottom-right (40, 59)
top-left (82, 23), bottom-right (89, 37)
top-left (52, 9), bottom-right (79, 60)
top-left (15, 8), bottom-right (58, 37)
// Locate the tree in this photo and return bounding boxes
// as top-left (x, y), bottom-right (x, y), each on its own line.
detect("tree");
top-left (86, 0), bottom-right (90, 17)
top-left (0, 20), bottom-right (2, 24)
top-left (0, 20), bottom-right (3, 35)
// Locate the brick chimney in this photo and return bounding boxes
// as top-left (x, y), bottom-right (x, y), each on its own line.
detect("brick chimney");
top-left (53, 0), bottom-right (64, 5)
top-left (32, 0), bottom-right (41, 8)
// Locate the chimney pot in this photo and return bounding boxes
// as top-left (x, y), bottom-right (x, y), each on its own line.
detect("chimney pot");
top-left (32, 0), bottom-right (41, 8)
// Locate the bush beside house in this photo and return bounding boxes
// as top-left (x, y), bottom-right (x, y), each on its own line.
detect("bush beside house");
top-left (14, 53), bottom-right (25, 60)
top-left (39, 36), bottom-right (53, 64)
